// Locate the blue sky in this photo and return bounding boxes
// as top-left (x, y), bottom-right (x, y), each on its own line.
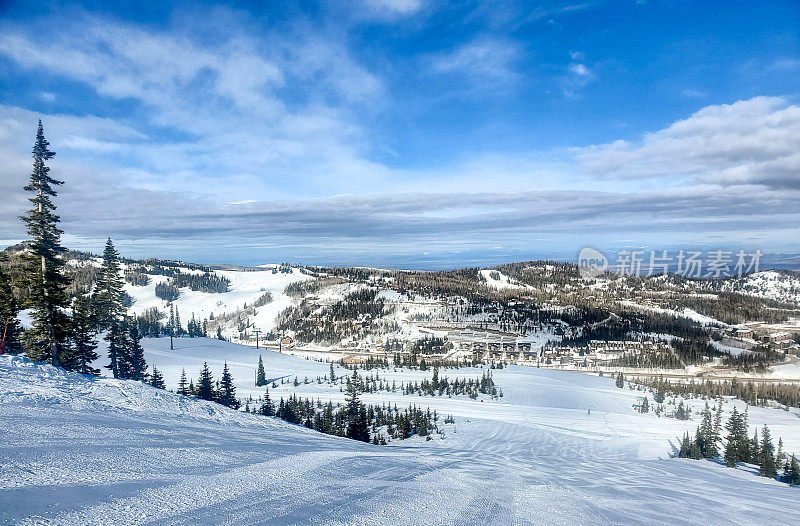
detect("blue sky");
top-left (1, 0), bottom-right (799, 268)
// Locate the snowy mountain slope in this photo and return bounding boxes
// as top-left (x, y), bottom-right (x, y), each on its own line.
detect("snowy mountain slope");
top-left (479, 269), bottom-right (525, 290)
top-left (124, 265), bottom-right (313, 338)
top-left (721, 270), bottom-right (800, 305)
top-left (4, 344), bottom-right (799, 524)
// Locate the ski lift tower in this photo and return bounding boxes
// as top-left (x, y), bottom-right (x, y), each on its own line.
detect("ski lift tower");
top-left (253, 328), bottom-right (261, 349)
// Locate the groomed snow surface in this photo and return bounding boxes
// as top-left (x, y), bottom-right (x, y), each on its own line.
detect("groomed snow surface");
top-left (2, 338), bottom-right (800, 524)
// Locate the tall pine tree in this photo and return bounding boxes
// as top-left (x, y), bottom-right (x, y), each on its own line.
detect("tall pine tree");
top-left (724, 407), bottom-right (748, 468)
top-left (122, 325), bottom-right (148, 381)
top-left (70, 290), bottom-right (100, 375)
top-left (196, 362), bottom-right (215, 401)
top-left (256, 355), bottom-right (266, 386)
top-left (260, 388), bottom-right (275, 416)
top-left (20, 121), bottom-right (71, 366)
top-left (759, 425), bottom-right (777, 478)
top-left (345, 370), bottom-right (370, 442)
top-left (218, 362), bottom-right (239, 408)
top-left (96, 239), bottom-right (128, 378)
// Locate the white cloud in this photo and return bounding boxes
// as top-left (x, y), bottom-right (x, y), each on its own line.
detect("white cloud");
top-left (2, 9), bottom-right (798, 264)
top-left (0, 9), bottom-right (389, 201)
top-left (576, 96), bottom-right (800, 188)
top-left (363, 0), bottom-right (423, 16)
top-left (569, 63), bottom-right (589, 76)
top-left (429, 37), bottom-right (520, 86)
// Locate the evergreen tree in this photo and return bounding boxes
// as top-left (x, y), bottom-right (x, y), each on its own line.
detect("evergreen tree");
top-left (345, 370), bottom-right (370, 442)
top-left (256, 355), bottom-right (266, 386)
top-left (0, 259), bottom-right (24, 355)
top-left (674, 399), bottom-right (689, 420)
top-left (96, 239), bottom-right (129, 378)
top-left (776, 437), bottom-right (786, 469)
top-left (106, 321), bottom-right (129, 379)
top-left (615, 372), bottom-right (624, 388)
top-left (724, 407), bottom-right (748, 467)
top-left (782, 455), bottom-right (800, 486)
top-left (121, 325), bottom-right (148, 381)
top-left (329, 362), bottom-right (336, 383)
top-left (218, 362), bottom-right (240, 408)
top-left (174, 306), bottom-right (182, 335)
top-left (279, 397), bottom-right (300, 424)
top-left (653, 383), bottom-right (666, 404)
top-left (741, 409), bottom-right (751, 462)
top-left (178, 368), bottom-right (189, 395)
top-left (260, 388), bottom-right (275, 416)
top-left (95, 239), bottom-right (125, 329)
top-left (697, 402), bottom-right (716, 457)
top-left (749, 428), bottom-right (759, 465)
top-left (70, 290), bottom-right (99, 375)
top-left (711, 399), bottom-right (723, 454)
top-left (680, 429), bottom-right (703, 460)
top-left (759, 425), bottom-right (777, 478)
top-left (20, 121), bottom-right (71, 366)
top-left (150, 365), bottom-right (166, 389)
top-left (196, 362), bottom-right (215, 401)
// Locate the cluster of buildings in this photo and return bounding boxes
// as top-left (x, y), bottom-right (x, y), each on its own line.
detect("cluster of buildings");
top-left (534, 340), bottom-right (670, 367)
top-left (724, 322), bottom-right (800, 354)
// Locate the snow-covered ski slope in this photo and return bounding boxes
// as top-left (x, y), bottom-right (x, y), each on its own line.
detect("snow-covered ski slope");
top-left (124, 265), bottom-right (313, 336)
top-left (3, 341), bottom-right (800, 525)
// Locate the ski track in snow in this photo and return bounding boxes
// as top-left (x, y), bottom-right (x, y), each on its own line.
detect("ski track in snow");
top-left (2, 339), bottom-right (800, 524)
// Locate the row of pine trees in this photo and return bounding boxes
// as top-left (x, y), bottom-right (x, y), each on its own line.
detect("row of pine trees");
top-left (247, 369), bottom-right (440, 444)
top-left (0, 122), bottom-right (150, 382)
top-left (678, 402), bottom-right (800, 485)
top-left (176, 362), bottom-right (240, 409)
